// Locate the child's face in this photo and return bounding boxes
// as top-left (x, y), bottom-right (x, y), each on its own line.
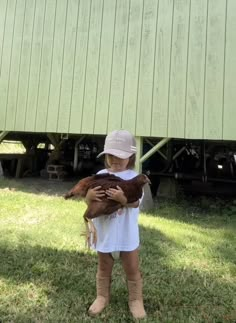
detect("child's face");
top-left (107, 154), bottom-right (130, 172)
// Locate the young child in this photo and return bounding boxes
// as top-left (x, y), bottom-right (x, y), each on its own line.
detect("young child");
top-left (86, 130), bottom-right (146, 319)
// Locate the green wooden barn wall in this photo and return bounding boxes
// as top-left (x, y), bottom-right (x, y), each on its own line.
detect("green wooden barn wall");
top-left (0, 0), bottom-right (236, 140)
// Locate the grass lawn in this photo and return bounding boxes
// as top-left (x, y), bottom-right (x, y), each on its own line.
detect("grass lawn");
top-left (0, 141), bottom-right (25, 154)
top-left (0, 178), bottom-right (235, 322)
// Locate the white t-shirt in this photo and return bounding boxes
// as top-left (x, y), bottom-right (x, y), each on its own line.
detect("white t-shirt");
top-left (92, 169), bottom-right (140, 253)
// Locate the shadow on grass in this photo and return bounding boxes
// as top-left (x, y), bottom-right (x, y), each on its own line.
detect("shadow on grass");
top-left (0, 226), bottom-right (235, 322)
top-left (139, 226), bottom-right (236, 322)
top-left (141, 203), bottom-right (236, 274)
top-left (150, 196), bottom-right (236, 229)
top-left (0, 244), bottom-right (97, 322)
top-left (0, 177), bottom-right (77, 197)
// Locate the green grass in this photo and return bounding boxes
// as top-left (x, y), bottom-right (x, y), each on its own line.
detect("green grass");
top-left (0, 141), bottom-right (25, 153)
top-left (0, 179), bottom-right (235, 322)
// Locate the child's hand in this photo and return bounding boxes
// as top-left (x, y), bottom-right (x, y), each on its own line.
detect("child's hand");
top-left (85, 186), bottom-right (105, 203)
top-left (106, 186), bottom-right (127, 206)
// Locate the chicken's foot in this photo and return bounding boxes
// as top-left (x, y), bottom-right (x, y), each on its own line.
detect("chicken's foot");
top-left (81, 218), bottom-right (97, 248)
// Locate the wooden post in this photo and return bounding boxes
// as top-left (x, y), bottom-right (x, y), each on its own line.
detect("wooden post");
top-left (135, 136), bottom-right (154, 211)
top-left (135, 136), bottom-right (143, 173)
top-left (15, 158), bottom-right (24, 178)
top-left (0, 131), bottom-right (9, 143)
top-left (47, 133), bottom-right (60, 147)
top-left (140, 137), bottom-right (171, 163)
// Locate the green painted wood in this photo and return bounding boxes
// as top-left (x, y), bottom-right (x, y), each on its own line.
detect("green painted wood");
top-left (0, 0), bottom-right (8, 80)
top-left (204, 0), bottom-right (226, 140)
top-left (0, 0), bottom-right (8, 130)
top-left (136, 0), bottom-right (158, 136)
top-left (46, 0), bottom-right (68, 132)
top-left (168, 0), bottom-right (190, 138)
top-left (135, 135), bottom-right (143, 173)
top-left (57, 0), bottom-right (79, 134)
top-left (69, 0), bottom-right (91, 134)
top-left (0, 0), bottom-right (236, 141)
top-left (35, 0), bottom-right (57, 132)
top-left (151, 0), bottom-right (173, 137)
top-left (14, 0), bottom-right (36, 131)
top-left (5, 0), bottom-right (25, 131)
top-left (122, 0), bottom-right (143, 134)
top-left (185, 0), bottom-right (207, 139)
top-left (81, 0), bottom-right (104, 134)
top-left (107, 0), bottom-right (129, 132)
top-left (24, 0), bottom-right (45, 132)
top-left (223, 0), bottom-right (236, 140)
top-left (94, 0), bottom-right (116, 135)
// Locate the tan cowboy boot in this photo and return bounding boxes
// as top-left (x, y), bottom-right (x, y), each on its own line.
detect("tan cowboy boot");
top-left (88, 275), bottom-right (111, 316)
top-left (127, 277), bottom-right (146, 319)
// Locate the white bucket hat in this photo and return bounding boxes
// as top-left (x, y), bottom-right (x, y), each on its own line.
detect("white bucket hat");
top-left (97, 130), bottom-right (137, 159)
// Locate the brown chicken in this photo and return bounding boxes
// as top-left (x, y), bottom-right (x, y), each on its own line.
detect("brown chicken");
top-left (64, 173), bottom-right (151, 246)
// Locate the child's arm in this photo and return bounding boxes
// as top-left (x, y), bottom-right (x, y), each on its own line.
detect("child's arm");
top-left (106, 186), bottom-right (139, 208)
top-left (126, 200), bottom-right (139, 208)
top-left (85, 186), bottom-right (105, 204)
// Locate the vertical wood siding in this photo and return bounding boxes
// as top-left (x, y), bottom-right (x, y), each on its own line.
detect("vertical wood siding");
top-left (93, 0), bottom-right (116, 134)
top-left (135, 0), bottom-right (158, 136)
top-left (57, 0), bottom-right (79, 134)
top-left (204, 0), bottom-right (226, 140)
top-left (25, 0), bottom-right (45, 132)
top-left (122, 0), bottom-right (143, 134)
top-left (151, 0), bottom-right (173, 137)
top-left (34, 0), bottom-right (56, 132)
top-left (168, 0), bottom-right (190, 138)
top-left (223, 0), bottom-right (236, 140)
top-left (107, 0), bottom-right (130, 132)
top-left (0, 0), bottom-right (17, 130)
top-left (185, 0), bottom-right (207, 139)
top-left (69, 0), bottom-right (91, 134)
top-left (0, 0), bottom-right (235, 140)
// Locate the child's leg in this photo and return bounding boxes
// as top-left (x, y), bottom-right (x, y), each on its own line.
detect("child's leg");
top-left (97, 251), bottom-right (114, 277)
top-left (120, 249), bottom-right (146, 319)
top-left (88, 252), bottom-right (114, 316)
top-left (120, 248), bottom-right (141, 280)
